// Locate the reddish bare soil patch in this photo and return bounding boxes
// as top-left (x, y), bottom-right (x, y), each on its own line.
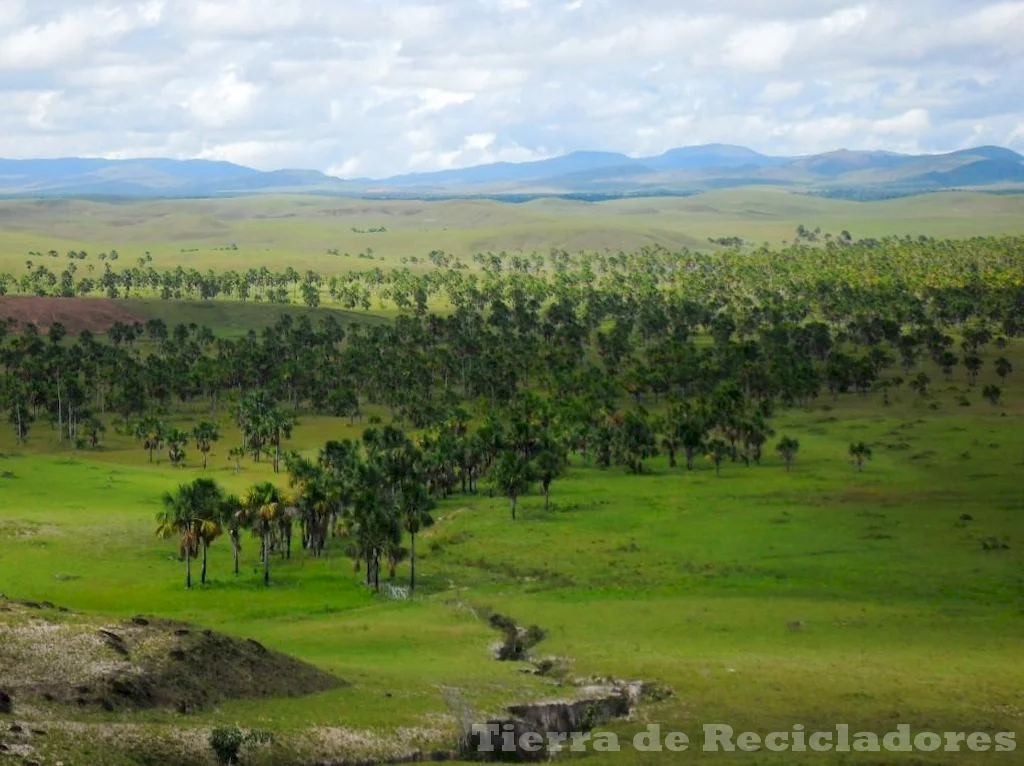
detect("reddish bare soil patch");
top-left (0, 296), bottom-right (143, 334)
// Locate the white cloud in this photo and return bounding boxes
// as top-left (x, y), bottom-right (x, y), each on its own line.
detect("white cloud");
top-left (723, 23), bottom-right (797, 72)
top-left (759, 81), bottom-right (805, 104)
top-left (180, 67), bottom-right (261, 128)
top-left (411, 88), bottom-right (476, 116)
top-left (874, 108), bottom-right (931, 136)
top-left (0, 0), bottom-right (1020, 173)
top-left (0, 4), bottom-right (158, 69)
top-left (465, 133), bottom-right (497, 151)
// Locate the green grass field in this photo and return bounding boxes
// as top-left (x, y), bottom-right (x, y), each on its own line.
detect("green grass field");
top-left (2, 338), bottom-right (1022, 763)
top-left (3, 190), bottom-right (1024, 279)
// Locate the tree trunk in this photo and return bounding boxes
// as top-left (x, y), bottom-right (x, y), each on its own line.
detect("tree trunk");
top-left (410, 532), bottom-right (416, 593)
top-left (56, 374), bottom-right (63, 443)
top-left (231, 530), bottom-right (240, 575)
top-left (263, 531), bottom-right (271, 586)
top-left (201, 542), bottom-right (209, 585)
top-left (185, 541), bottom-right (192, 589)
top-left (510, 496), bottom-right (517, 522)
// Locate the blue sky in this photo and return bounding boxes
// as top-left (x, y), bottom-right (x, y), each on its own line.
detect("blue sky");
top-left (1, 0), bottom-right (1022, 176)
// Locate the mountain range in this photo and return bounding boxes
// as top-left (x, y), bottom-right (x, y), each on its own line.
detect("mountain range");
top-left (1, 144), bottom-right (1022, 199)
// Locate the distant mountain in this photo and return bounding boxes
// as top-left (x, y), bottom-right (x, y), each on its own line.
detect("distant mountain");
top-left (0, 145), bottom-right (1021, 199)
top-left (906, 159), bottom-right (1024, 187)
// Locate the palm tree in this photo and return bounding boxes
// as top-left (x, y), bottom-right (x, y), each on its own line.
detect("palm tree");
top-left (909, 372), bottom-right (931, 398)
top-left (963, 354), bottom-right (983, 386)
top-left (534, 445), bottom-right (567, 510)
top-left (491, 450), bottom-right (535, 521)
top-left (267, 410), bottom-right (295, 473)
top-left (849, 441), bottom-right (872, 472)
top-left (399, 481), bottom-right (434, 592)
top-left (657, 413), bottom-right (681, 468)
top-left (196, 513), bottom-right (223, 586)
top-left (982, 385), bottom-right (1002, 406)
top-left (245, 482), bottom-right (284, 586)
top-left (776, 436), bottom-right (800, 472)
top-left (229, 446), bottom-right (245, 473)
top-left (680, 420), bottom-right (706, 470)
top-left (166, 428), bottom-right (189, 467)
top-left (995, 357), bottom-right (1013, 383)
top-left (193, 421), bottom-right (220, 469)
top-left (706, 438), bottom-right (729, 476)
top-left (135, 415), bottom-right (164, 463)
top-left (219, 493), bottom-right (247, 575)
top-left (156, 478), bottom-right (222, 589)
top-left (939, 351), bottom-right (958, 380)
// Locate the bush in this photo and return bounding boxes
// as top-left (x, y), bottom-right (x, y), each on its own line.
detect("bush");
top-left (210, 726), bottom-right (276, 764)
top-left (981, 537), bottom-right (1010, 551)
top-left (210, 727), bottom-right (244, 765)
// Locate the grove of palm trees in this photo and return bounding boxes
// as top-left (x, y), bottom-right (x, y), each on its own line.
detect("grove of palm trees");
top-left (1, 232), bottom-right (1023, 763)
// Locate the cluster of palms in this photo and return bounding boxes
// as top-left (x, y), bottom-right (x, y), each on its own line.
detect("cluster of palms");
top-left (133, 417), bottom-right (220, 468)
top-left (3, 236), bottom-right (1024, 324)
top-left (155, 407), bottom-right (579, 592)
top-left (3, 236), bottom-right (1020, 462)
top-left (158, 478), bottom-right (320, 591)
top-left (156, 424), bottom-right (439, 592)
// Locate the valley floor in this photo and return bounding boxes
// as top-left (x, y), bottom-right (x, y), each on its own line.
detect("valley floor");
top-left (1, 350), bottom-right (1023, 764)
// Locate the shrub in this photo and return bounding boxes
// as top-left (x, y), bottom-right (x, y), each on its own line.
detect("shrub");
top-left (209, 727), bottom-right (276, 765)
top-left (210, 727), bottom-right (244, 764)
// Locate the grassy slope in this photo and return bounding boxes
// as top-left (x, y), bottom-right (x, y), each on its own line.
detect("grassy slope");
top-left (1, 342), bottom-right (1023, 763)
top-left (2, 190), bottom-right (1024, 279)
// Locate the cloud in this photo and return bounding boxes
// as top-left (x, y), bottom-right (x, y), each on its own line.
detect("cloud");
top-left (180, 67), bottom-right (261, 128)
top-left (759, 81), bottom-right (805, 104)
top-left (0, 0), bottom-right (1020, 174)
top-left (723, 23), bottom-right (798, 72)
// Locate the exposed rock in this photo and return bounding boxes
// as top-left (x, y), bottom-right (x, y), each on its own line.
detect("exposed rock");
top-left (487, 614), bottom-right (546, 662)
top-left (0, 600), bottom-right (344, 715)
top-left (467, 680), bottom-right (672, 762)
top-left (98, 629), bottom-right (131, 658)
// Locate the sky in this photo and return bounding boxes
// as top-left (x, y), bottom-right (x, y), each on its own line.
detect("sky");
top-left (0, 0), bottom-right (1022, 177)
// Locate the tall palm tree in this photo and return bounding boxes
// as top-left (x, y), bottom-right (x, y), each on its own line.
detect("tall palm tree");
top-left (491, 450), bottom-right (534, 521)
top-left (849, 442), bottom-right (873, 472)
top-left (156, 478), bottom-right (222, 589)
top-left (219, 493), bottom-right (247, 575)
top-left (995, 357), bottom-right (1013, 383)
top-left (197, 513), bottom-right (223, 586)
top-left (193, 421), bottom-right (220, 469)
top-left (245, 481), bottom-right (284, 586)
top-left (706, 438), bottom-right (730, 476)
top-left (776, 436), bottom-right (800, 472)
top-left (399, 481), bottom-right (434, 593)
top-left (982, 385), bottom-right (1002, 406)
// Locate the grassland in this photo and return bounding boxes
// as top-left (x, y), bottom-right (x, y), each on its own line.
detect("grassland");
top-left (2, 188), bottom-right (1024, 762)
top-left (2, 189), bottom-right (1024, 280)
top-left (1, 336), bottom-right (1022, 763)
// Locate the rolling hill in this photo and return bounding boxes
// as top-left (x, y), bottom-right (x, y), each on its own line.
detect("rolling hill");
top-left (0, 145), bottom-right (1021, 199)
